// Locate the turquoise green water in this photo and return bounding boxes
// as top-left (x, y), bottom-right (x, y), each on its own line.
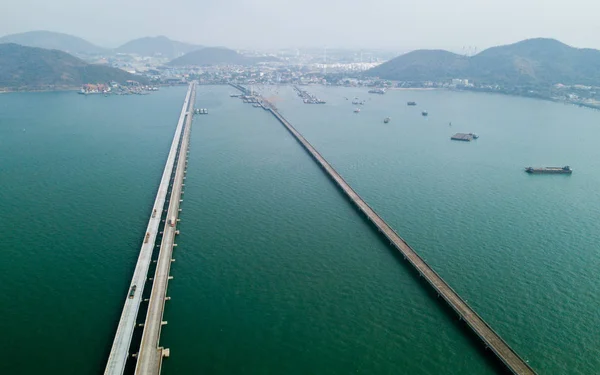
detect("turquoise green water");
top-left (263, 86), bottom-right (600, 374)
top-left (0, 88), bottom-right (187, 374)
top-left (1, 85), bottom-right (599, 374)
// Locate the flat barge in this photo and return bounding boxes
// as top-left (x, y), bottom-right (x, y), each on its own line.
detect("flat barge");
top-left (525, 166), bottom-right (572, 174)
top-left (451, 133), bottom-right (479, 141)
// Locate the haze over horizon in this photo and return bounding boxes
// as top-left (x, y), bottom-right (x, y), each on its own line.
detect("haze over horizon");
top-left (2, 0), bottom-right (600, 52)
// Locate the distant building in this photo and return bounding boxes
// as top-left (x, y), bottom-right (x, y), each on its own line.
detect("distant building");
top-left (451, 78), bottom-right (469, 86)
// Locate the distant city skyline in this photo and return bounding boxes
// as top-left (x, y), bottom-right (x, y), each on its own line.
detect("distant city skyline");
top-left (3, 0), bottom-right (600, 52)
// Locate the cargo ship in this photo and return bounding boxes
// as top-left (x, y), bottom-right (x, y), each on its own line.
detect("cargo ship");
top-left (368, 88), bottom-right (386, 94)
top-left (525, 166), bottom-right (572, 174)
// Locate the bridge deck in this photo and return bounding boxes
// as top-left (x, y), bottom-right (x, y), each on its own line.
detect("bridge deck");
top-left (133, 83), bottom-right (196, 375)
top-left (103, 83), bottom-right (194, 375)
top-left (267, 106), bottom-right (536, 375)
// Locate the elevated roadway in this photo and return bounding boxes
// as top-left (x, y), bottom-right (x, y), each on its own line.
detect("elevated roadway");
top-left (103, 83), bottom-right (195, 375)
top-left (133, 83), bottom-right (196, 375)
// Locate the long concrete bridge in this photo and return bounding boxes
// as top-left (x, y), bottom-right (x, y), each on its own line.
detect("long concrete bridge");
top-left (104, 82), bottom-right (195, 375)
top-left (261, 102), bottom-right (537, 375)
top-left (133, 81), bottom-right (195, 375)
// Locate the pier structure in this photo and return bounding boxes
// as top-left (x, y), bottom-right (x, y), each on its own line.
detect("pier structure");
top-left (103, 82), bottom-right (195, 375)
top-left (257, 97), bottom-right (536, 375)
top-left (229, 83), bottom-right (250, 95)
top-left (133, 83), bottom-right (196, 375)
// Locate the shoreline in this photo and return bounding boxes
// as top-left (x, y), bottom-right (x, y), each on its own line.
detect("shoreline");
top-left (451, 88), bottom-right (600, 110)
top-left (0, 87), bottom-right (79, 93)
top-left (387, 87), bottom-right (440, 91)
top-left (3, 84), bottom-right (599, 110)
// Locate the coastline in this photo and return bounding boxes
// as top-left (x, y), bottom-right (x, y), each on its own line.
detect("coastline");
top-left (3, 83), bottom-right (599, 110)
top-left (387, 87), bottom-right (440, 91)
top-left (449, 87), bottom-right (600, 110)
top-left (0, 86), bottom-right (80, 93)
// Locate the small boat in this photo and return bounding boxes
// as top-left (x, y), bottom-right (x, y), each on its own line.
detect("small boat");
top-left (407, 101), bottom-right (417, 106)
top-left (383, 117), bottom-right (391, 123)
top-left (469, 133), bottom-right (479, 139)
top-left (422, 111), bottom-right (428, 116)
top-left (354, 108), bottom-right (361, 113)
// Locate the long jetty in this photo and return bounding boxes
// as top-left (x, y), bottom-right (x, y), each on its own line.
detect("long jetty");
top-left (133, 83), bottom-right (196, 375)
top-left (229, 83), bottom-right (250, 95)
top-left (262, 103), bottom-right (536, 375)
top-left (104, 82), bottom-right (195, 375)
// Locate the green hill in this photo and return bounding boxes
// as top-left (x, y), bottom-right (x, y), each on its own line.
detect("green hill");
top-left (0, 30), bottom-right (105, 54)
top-left (168, 47), bottom-right (279, 66)
top-left (116, 36), bottom-right (202, 58)
top-left (0, 44), bottom-right (146, 90)
top-left (367, 49), bottom-right (469, 81)
top-left (367, 38), bottom-right (600, 87)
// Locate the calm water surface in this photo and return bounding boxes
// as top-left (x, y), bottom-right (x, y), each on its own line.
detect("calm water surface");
top-left (0, 87), bottom-right (187, 374)
top-left (1, 85), bottom-right (599, 374)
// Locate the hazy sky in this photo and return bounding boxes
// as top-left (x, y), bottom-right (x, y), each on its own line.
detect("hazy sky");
top-left (2, 0), bottom-right (600, 51)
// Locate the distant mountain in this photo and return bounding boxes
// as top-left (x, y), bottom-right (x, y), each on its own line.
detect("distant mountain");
top-left (0, 30), bottom-right (105, 54)
top-left (367, 38), bottom-right (600, 87)
top-left (116, 36), bottom-right (202, 58)
top-left (168, 47), bottom-right (279, 66)
top-left (0, 44), bottom-right (146, 90)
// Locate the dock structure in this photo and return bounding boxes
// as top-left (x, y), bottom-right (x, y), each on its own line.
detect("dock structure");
top-left (263, 105), bottom-right (536, 375)
top-left (133, 83), bottom-right (196, 375)
top-left (103, 83), bottom-right (195, 375)
top-left (229, 82), bottom-right (250, 95)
